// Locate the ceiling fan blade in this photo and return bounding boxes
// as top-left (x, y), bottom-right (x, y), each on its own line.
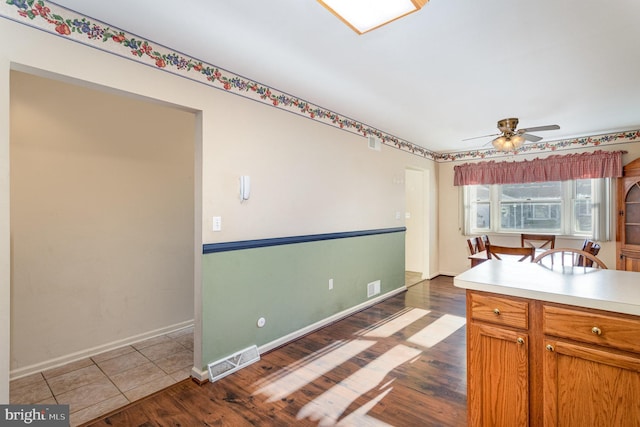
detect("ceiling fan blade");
top-left (519, 124), bottom-right (560, 133)
top-left (462, 132), bottom-right (499, 141)
top-left (482, 139), bottom-right (495, 147)
top-left (522, 133), bottom-right (543, 142)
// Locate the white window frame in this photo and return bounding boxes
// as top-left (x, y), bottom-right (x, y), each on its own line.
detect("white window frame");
top-left (462, 178), bottom-right (611, 240)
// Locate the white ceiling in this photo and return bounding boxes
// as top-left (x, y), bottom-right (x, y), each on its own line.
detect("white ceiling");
top-left (51, 0), bottom-right (640, 154)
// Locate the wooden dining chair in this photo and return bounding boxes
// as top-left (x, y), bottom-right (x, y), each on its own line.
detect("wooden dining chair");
top-left (533, 248), bottom-right (607, 269)
top-left (486, 243), bottom-right (535, 262)
top-left (467, 237), bottom-right (481, 255)
top-left (467, 235), bottom-right (490, 255)
top-left (521, 233), bottom-right (556, 249)
top-left (581, 239), bottom-right (596, 253)
top-left (578, 240), bottom-right (601, 267)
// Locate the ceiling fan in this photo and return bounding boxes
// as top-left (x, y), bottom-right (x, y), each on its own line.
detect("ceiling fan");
top-left (465, 118), bottom-right (560, 151)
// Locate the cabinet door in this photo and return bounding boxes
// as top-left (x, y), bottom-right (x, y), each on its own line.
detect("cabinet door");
top-left (618, 176), bottom-right (640, 271)
top-left (623, 181), bottom-right (640, 246)
top-left (620, 252), bottom-right (640, 272)
top-left (543, 339), bottom-right (640, 427)
top-left (468, 323), bottom-right (529, 427)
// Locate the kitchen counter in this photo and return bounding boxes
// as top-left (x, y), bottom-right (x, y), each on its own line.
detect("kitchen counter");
top-left (454, 260), bottom-right (640, 316)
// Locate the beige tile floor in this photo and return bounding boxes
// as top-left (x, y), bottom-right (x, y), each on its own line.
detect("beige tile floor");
top-left (9, 326), bottom-right (194, 426)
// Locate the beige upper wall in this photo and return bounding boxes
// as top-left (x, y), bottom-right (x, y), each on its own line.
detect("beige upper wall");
top-left (438, 145), bottom-right (640, 276)
top-left (200, 91), bottom-right (433, 243)
top-left (405, 169), bottom-right (425, 272)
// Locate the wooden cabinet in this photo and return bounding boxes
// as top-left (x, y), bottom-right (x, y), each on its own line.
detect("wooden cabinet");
top-left (542, 305), bottom-right (640, 426)
top-left (617, 157), bottom-right (640, 271)
top-left (542, 340), bottom-right (640, 426)
top-left (467, 292), bottom-right (530, 426)
top-left (467, 290), bottom-right (640, 426)
top-left (468, 323), bottom-right (529, 426)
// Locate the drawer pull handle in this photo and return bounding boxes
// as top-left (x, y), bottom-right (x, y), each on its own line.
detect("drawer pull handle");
top-left (493, 308), bottom-right (500, 315)
top-left (546, 344), bottom-right (554, 352)
top-left (517, 337), bottom-right (525, 345)
top-left (592, 326), bottom-right (602, 336)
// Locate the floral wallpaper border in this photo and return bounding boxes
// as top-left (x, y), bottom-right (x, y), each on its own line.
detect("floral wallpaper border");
top-left (439, 129), bottom-right (640, 162)
top-left (2, 0), bottom-right (639, 162)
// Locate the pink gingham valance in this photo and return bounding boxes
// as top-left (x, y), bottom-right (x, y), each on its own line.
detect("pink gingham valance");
top-left (453, 150), bottom-right (625, 186)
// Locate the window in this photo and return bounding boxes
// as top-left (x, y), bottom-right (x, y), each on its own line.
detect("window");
top-left (463, 178), bottom-right (610, 238)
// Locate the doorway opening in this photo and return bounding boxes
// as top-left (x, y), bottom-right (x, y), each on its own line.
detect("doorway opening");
top-left (405, 168), bottom-right (428, 286)
top-left (8, 68), bottom-right (201, 421)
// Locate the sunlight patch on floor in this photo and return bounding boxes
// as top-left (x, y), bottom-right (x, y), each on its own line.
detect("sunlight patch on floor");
top-left (407, 314), bottom-right (466, 348)
top-left (336, 388), bottom-right (394, 427)
top-left (252, 306), bottom-right (465, 426)
top-left (296, 344), bottom-right (421, 426)
top-left (361, 308), bottom-right (430, 338)
top-left (253, 339), bottom-right (375, 403)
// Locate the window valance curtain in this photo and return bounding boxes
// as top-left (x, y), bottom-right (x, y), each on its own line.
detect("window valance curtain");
top-left (453, 150), bottom-right (625, 186)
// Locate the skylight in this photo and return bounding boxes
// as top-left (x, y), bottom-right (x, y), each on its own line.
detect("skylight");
top-left (318, 0), bottom-right (427, 34)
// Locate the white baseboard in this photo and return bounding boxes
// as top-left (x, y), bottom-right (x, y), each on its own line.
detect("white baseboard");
top-left (191, 366), bottom-right (209, 383)
top-left (192, 286), bottom-right (408, 384)
top-left (258, 286), bottom-right (407, 355)
top-left (437, 270), bottom-right (461, 277)
top-left (10, 320), bottom-right (194, 380)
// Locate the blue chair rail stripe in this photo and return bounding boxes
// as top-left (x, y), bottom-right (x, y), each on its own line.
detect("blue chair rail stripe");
top-left (202, 227), bottom-right (406, 254)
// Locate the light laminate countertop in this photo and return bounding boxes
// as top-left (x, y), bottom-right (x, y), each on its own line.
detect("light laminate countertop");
top-left (454, 260), bottom-right (640, 316)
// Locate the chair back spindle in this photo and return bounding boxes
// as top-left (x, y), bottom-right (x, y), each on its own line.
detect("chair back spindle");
top-left (486, 243), bottom-right (535, 262)
top-left (521, 233), bottom-right (556, 249)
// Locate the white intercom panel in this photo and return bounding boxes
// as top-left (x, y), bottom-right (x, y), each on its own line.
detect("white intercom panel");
top-left (240, 176), bottom-right (250, 201)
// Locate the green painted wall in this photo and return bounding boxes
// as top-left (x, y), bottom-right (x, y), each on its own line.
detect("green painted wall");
top-left (201, 230), bottom-right (405, 368)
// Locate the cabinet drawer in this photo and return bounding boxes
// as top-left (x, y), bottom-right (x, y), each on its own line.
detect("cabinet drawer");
top-left (543, 305), bottom-right (640, 354)
top-left (470, 293), bottom-right (529, 329)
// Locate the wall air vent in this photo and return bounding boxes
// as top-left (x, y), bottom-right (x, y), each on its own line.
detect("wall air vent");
top-left (368, 135), bottom-right (381, 151)
top-left (207, 344), bottom-right (260, 383)
top-left (367, 280), bottom-right (381, 298)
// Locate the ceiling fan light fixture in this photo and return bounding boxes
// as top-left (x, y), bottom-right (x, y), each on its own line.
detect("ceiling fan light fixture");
top-left (492, 136), bottom-right (506, 150)
top-left (318, 0), bottom-right (427, 34)
top-left (492, 134), bottom-right (525, 151)
top-left (512, 134), bottom-right (525, 148)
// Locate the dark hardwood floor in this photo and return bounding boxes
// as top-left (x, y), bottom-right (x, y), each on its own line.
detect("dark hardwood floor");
top-left (84, 276), bottom-right (467, 426)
